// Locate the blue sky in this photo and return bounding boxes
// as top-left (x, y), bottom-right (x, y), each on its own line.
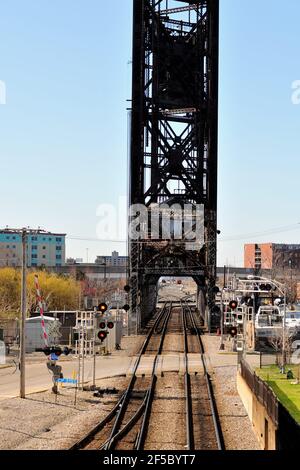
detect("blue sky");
top-left (0, 0), bottom-right (300, 266)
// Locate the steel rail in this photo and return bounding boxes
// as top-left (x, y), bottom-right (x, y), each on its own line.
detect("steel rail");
top-left (100, 390), bottom-right (150, 450)
top-left (103, 302), bottom-right (171, 450)
top-left (181, 302), bottom-right (194, 451)
top-left (69, 303), bottom-right (170, 451)
top-left (108, 302), bottom-right (173, 450)
top-left (134, 302), bottom-right (173, 450)
top-left (69, 392), bottom-right (126, 451)
top-left (183, 300), bottom-right (225, 451)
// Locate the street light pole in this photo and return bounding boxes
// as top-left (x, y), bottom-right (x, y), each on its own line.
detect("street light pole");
top-left (20, 228), bottom-right (27, 399)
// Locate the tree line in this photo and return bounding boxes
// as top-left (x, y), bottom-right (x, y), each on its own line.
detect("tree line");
top-left (0, 268), bottom-right (81, 318)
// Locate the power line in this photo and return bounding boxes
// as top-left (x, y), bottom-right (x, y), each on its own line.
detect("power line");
top-left (66, 222), bottom-right (300, 245)
top-left (220, 223), bottom-right (300, 242)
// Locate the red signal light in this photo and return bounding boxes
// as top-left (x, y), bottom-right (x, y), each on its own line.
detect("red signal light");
top-left (98, 331), bottom-right (108, 342)
top-left (107, 321), bottom-right (114, 330)
top-left (229, 300), bottom-right (238, 311)
top-left (99, 321), bottom-right (106, 329)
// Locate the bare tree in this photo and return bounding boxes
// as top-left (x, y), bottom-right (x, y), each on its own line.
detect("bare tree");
top-left (269, 329), bottom-right (296, 364)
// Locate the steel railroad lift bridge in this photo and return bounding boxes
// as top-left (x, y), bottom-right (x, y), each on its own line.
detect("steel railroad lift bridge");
top-left (129, 0), bottom-right (219, 331)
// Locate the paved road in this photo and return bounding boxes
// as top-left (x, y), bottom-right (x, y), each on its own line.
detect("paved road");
top-left (0, 355), bottom-right (132, 400)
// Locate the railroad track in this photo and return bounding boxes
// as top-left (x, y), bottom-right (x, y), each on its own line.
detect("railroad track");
top-left (181, 300), bottom-right (225, 450)
top-left (69, 302), bottom-right (172, 451)
top-left (69, 301), bottom-right (225, 451)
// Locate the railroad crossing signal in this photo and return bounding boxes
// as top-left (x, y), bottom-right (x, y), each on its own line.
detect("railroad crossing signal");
top-left (124, 285), bottom-right (131, 293)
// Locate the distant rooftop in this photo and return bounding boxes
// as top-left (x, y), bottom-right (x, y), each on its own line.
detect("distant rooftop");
top-left (0, 228), bottom-right (66, 236)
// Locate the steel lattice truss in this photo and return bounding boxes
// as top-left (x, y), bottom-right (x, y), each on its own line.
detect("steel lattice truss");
top-left (129, 0), bottom-right (219, 329)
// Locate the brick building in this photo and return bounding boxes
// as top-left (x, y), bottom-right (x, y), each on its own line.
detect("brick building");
top-left (244, 243), bottom-right (300, 272)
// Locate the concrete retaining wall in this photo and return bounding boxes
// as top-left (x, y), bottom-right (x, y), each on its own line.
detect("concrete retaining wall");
top-left (237, 372), bottom-right (277, 450)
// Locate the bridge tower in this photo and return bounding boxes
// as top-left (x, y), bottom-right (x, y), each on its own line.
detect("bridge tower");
top-left (129, 0), bottom-right (219, 331)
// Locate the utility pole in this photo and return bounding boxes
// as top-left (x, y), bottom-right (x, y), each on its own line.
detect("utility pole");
top-left (2, 227), bottom-right (48, 399)
top-left (20, 228), bottom-right (27, 399)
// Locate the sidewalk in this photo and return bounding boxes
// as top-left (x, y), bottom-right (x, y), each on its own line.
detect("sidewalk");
top-left (0, 336), bottom-right (143, 400)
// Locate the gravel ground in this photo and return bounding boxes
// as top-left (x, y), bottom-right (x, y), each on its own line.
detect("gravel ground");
top-left (0, 376), bottom-right (130, 450)
top-left (0, 335), bottom-right (144, 451)
top-left (144, 373), bottom-right (186, 450)
top-left (0, 337), bottom-right (144, 450)
top-left (0, 333), bottom-right (260, 451)
top-left (202, 335), bottom-right (260, 450)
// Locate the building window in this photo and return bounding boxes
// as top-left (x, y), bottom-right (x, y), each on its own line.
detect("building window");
top-left (32, 245), bottom-right (38, 250)
top-left (56, 246), bottom-right (62, 251)
top-left (42, 255), bottom-right (46, 259)
top-left (56, 237), bottom-right (62, 242)
top-left (56, 255), bottom-right (62, 260)
top-left (6, 245), bottom-right (9, 249)
top-left (32, 254), bottom-right (38, 259)
top-left (32, 237), bottom-right (37, 241)
top-left (43, 246), bottom-right (46, 250)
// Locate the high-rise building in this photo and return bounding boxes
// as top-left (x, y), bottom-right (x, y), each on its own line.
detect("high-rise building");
top-left (244, 243), bottom-right (300, 271)
top-left (0, 229), bottom-right (66, 268)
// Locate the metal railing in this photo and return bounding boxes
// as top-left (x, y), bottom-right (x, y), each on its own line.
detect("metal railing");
top-left (240, 360), bottom-right (279, 426)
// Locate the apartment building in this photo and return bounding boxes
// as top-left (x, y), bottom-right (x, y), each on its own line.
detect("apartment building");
top-left (244, 243), bottom-right (300, 271)
top-left (0, 229), bottom-right (66, 268)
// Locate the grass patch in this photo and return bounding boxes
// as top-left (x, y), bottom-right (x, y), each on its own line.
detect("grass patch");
top-left (256, 365), bottom-right (300, 423)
